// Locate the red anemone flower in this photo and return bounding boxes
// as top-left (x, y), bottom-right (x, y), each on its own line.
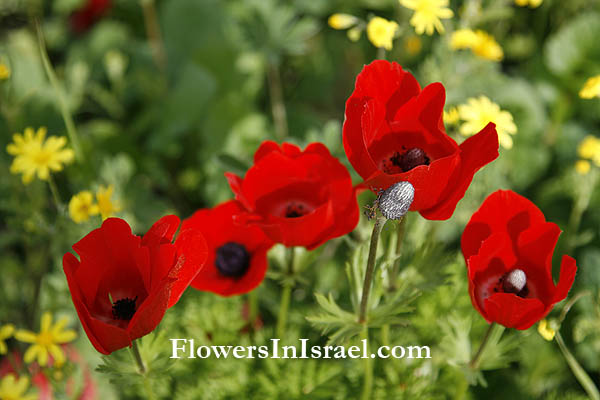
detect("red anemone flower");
top-left (343, 60), bottom-right (499, 220)
top-left (63, 216), bottom-right (207, 354)
top-left (225, 141), bottom-right (359, 250)
top-left (461, 190), bottom-right (577, 330)
top-left (71, 0), bottom-right (111, 33)
top-left (181, 200), bottom-right (274, 296)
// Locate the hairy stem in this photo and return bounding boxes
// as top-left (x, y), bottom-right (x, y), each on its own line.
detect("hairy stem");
top-left (555, 331), bottom-right (600, 400)
top-left (266, 61), bottom-right (288, 141)
top-left (130, 341), bottom-right (157, 400)
top-left (140, 0), bottom-right (167, 71)
top-left (360, 328), bottom-right (373, 400)
top-left (35, 20), bottom-right (83, 162)
top-left (276, 247), bottom-right (295, 337)
top-left (359, 216), bottom-right (386, 324)
top-left (469, 322), bottom-right (496, 369)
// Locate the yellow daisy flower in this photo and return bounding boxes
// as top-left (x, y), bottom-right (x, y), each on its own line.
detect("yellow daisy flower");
top-left (0, 63), bottom-right (10, 80)
top-left (537, 320), bottom-right (555, 341)
top-left (96, 185), bottom-right (121, 220)
top-left (443, 106), bottom-right (460, 125)
top-left (328, 13), bottom-right (358, 30)
top-left (575, 160), bottom-right (591, 175)
top-left (579, 75), bottom-right (600, 99)
top-left (577, 135), bottom-right (600, 167)
top-left (0, 374), bottom-right (37, 400)
top-left (450, 29), bottom-right (503, 61)
top-left (515, 0), bottom-right (543, 7)
top-left (0, 324), bottom-right (15, 355)
top-left (15, 312), bottom-right (77, 367)
top-left (366, 17), bottom-right (399, 50)
top-left (6, 127), bottom-right (75, 184)
top-left (400, 0), bottom-right (453, 36)
top-left (69, 191), bottom-right (99, 223)
top-left (458, 96), bottom-right (517, 149)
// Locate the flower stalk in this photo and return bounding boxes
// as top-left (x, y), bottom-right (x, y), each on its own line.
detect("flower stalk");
top-left (130, 340), bottom-right (157, 400)
top-left (358, 215), bottom-right (386, 324)
top-left (555, 330), bottom-right (600, 400)
top-left (276, 246), bottom-right (295, 337)
top-left (140, 0), bottom-right (167, 71)
top-left (469, 322), bottom-right (496, 369)
top-left (34, 20), bottom-right (83, 162)
top-left (266, 61), bottom-right (288, 141)
top-left (360, 327), bottom-right (373, 400)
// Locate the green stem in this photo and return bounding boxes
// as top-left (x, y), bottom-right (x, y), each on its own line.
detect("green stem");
top-left (555, 331), bottom-right (600, 400)
top-left (359, 216), bottom-right (386, 324)
top-left (140, 0), bottom-right (167, 71)
top-left (130, 341), bottom-right (146, 374)
top-left (34, 20), bottom-right (83, 162)
top-left (276, 247), bottom-right (295, 337)
top-left (360, 328), bottom-right (373, 400)
top-left (248, 289), bottom-right (258, 329)
top-left (130, 341), bottom-right (157, 400)
top-left (266, 61), bottom-right (288, 141)
top-left (46, 175), bottom-right (62, 210)
top-left (469, 322), bottom-right (496, 369)
top-left (376, 47), bottom-right (386, 60)
top-left (388, 217), bottom-right (407, 291)
top-left (380, 324), bottom-right (390, 348)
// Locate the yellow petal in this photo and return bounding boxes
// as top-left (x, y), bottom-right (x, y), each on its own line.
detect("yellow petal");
top-left (15, 330), bottom-right (38, 343)
top-left (54, 329), bottom-right (77, 344)
top-left (0, 324), bottom-right (15, 339)
top-left (48, 344), bottom-right (66, 366)
top-left (23, 345), bottom-right (40, 363)
top-left (41, 312), bottom-right (52, 332)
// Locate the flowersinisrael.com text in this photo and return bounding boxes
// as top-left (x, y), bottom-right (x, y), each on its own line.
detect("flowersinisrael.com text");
top-left (170, 339), bottom-right (431, 360)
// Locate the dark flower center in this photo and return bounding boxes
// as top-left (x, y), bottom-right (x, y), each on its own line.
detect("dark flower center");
top-left (495, 269), bottom-right (529, 298)
top-left (285, 203), bottom-right (308, 218)
top-left (391, 148), bottom-right (430, 172)
top-left (215, 242), bottom-right (250, 278)
top-left (112, 296), bottom-right (138, 320)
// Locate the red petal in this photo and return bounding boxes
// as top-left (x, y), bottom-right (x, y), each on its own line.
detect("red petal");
top-left (64, 253), bottom-right (130, 354)
top-left (168, 229), bottom-right (208, 307)
top-left (484, 293), bottom-right (545, 330)
top-left (420, 122), bottom-right (499, 220)
top-left (141, 215), bottom-right (180, 247)
top-left (553, 255), bottom-right (577, 303)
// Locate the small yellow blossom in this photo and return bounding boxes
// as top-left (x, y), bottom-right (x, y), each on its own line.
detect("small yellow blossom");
top-left (0, 63), bottom-right (10, 80)
top-left (328, 13), bottom-right (358, 30)
top-left (0, 374), bottom-right (37, 400)
top-left (458, 96), bottom-right (517, 149)
top-left (400, 0), bottom-right (453, 36)
top-left (367, 17), bottom-right (398, 50)
top-left (6, 127), bottom-right (74, 184)
top-left (450, 29), bottom-right (503, 61)
top-left (96, 185), bottom-right (121, 220)
top-left (443, 107), bottom-right (460, 125)
top-left (0, 324), bottom-right (15, 355)
top-left (575, 160), bottom-right (591, 175)
top-left (515, 0), bottom-right (543, 7)
top-left (69, 191), bottom-right (99, 223)
top-left (15, 312), bottom-right (76, 367)
top-left (579, 75), bottom-right (600, 99)
top-left (404, 35), bottom-right (423, 55)
top-left (577, 135), bottom-right (600, 167)
top-left (347, 27), bottom-right (362, 42)
top-left (537, 320), bottom-right (555, 341)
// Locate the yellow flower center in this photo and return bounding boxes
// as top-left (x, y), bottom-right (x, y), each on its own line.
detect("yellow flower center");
top-left (37, 331), bottom-right (54, 346)
top-left (33, 150), bottom-right (52, 166)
